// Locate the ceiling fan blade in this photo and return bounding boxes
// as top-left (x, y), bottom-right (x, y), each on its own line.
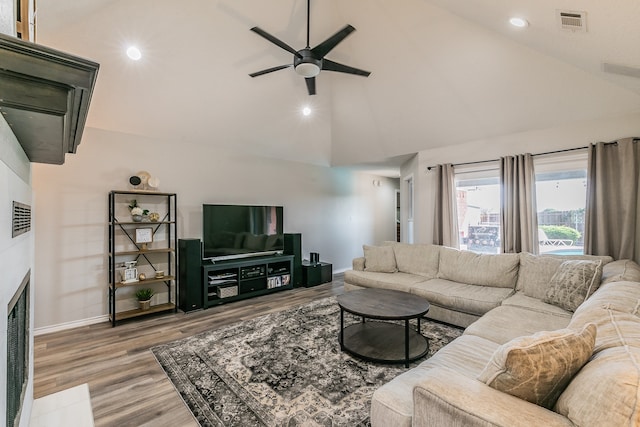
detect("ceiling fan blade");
top-left (322, 59), bottom-right (371, 77)
top-left (305, 77), bottom-right (316, 95)
top-left (249, 64), bottom-right (292, 78)
top-left (311, 25), bottom-right (355, 58)
top-left (250, 27), bottom-right (302, 58)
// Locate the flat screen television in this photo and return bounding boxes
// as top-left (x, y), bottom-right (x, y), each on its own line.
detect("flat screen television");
top-left (202, 204), bottom-right (284, 260)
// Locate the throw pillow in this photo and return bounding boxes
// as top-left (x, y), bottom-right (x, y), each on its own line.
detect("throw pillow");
top-left (478, 323), bottom-right (597, 409)
top-left (363, 245), bottom-right (397, 273)
top-left (543, 260), bottom-right (603, 312)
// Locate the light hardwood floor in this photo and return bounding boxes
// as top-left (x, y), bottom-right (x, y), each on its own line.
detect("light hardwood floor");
top-left (34, 278), bottom-right (344, 427)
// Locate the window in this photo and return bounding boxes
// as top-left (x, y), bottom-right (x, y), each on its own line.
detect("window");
top-left (535, 152), bottom-right (587, 255)
top-left (536, 170), bottom-right (587, 255)
top-left (455, 164), bottom-right (501, 254)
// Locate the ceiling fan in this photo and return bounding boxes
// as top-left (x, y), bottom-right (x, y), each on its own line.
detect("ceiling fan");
top-left (249, 0), bottom-right (371, 95)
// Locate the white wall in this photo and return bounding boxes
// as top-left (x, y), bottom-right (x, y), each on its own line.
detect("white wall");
top-left (0, 0), bottom-right (14, 36)
top-left (404, 112), bottom-right (640, 244)
top-left (0, 116), bottom-right (34, 427)
top-left (32, 128), bottom-right (398, 330)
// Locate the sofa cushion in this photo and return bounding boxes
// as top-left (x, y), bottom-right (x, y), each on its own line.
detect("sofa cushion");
top-left (384, 242), bottom-right (440, 278)
top-left (363, 245), bottom-right (397, 273)
top-left (371, 334), bottom-right (497, 427)
top-left (501, 292), bottom-right (573, 319)
top-left (516, 252), bottom-right (613, 299)
top-left (543, 260), bottom-right (603, 312)
top-left (410, 278), bottom-right (513, 316)
top-left (437, 247), bottom-right (519, 288)
top-left (478, 323), bottom-right (596, 409)
top-left (601, 259), bottom-right (640, 285)
top-left (464, 305), bottom-right (571, 345)
top-left (573, 280), bottom-right (640, 321)
top-left (344, 270), bottom-right (426, 292)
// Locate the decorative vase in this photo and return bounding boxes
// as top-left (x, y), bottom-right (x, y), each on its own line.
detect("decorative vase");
top-left (132, 214), bottom-right (143, 222)
top-left (139, 300), bottom-right (151, 311)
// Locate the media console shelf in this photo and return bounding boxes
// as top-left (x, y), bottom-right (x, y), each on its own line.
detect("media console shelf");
top-left (202, 254), bottom-right (294, 307)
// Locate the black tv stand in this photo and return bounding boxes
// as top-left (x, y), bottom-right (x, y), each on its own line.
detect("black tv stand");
top-left (202, 254), bottom-right (294, 308)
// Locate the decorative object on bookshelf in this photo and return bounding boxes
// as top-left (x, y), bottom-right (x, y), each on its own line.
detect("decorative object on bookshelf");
top-left (138, 273), bottom-right (147, 281)
top-left (135, 227), bottom-right (153, 250)
top-left (148, 212), bottom-right (160, 222)
top-left (155, 270), bottom-right (165, 278)
top-left (128, 199), bottom-right (149, 222)
top-left (122, 261), bottom-right (139, 283)
top-left (134, 288), bottom-right (155, 310)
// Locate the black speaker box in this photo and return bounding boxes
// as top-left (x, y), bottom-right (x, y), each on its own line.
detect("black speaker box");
top-left (284, 233), bottom-right (302, 287)
top-left (178, 238), bottom-right (203, 312)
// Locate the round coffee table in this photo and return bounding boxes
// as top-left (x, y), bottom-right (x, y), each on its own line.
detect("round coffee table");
top-left (337, 288), bottom-right (430, 367)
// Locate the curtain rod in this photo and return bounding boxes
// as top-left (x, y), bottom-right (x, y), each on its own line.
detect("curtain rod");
top-left (425, 145), bottom-right (588, 171)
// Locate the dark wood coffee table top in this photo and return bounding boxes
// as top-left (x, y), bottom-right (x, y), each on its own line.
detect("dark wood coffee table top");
top-left (337, 288), bottom-right (430, 320)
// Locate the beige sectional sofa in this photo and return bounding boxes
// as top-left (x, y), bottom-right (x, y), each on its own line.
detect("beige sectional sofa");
top-left (344, 243), bottom-right (640, 427)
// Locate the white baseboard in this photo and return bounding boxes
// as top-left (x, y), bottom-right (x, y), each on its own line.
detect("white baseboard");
top-left (34, 315), bottom-right (109, 336)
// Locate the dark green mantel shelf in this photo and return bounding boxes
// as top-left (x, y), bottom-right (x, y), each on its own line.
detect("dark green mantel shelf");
top-left (0, 33), bottom-right (99, 165)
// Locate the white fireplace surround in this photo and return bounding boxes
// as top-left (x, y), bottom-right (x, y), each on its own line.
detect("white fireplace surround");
top-left (1, 115), bottom-right (35, 427)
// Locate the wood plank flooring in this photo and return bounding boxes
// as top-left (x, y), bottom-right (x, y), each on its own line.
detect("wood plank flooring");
top-left (34, 277), bottom-right (344, 427)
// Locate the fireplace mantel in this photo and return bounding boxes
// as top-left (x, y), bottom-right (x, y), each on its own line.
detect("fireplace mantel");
top-left (0, 33), bottom-right (99, 165)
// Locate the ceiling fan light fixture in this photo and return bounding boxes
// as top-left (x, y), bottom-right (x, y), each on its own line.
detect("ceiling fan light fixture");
top-left (295, 63), bottom-right (321, 78)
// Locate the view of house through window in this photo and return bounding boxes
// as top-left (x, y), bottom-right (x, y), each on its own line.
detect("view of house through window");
top-left (455, 159), bottom-right (587, 255)
top-left (456, 175), bottom-right (501, 253)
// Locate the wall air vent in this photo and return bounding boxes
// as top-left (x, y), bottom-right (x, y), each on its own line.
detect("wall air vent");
top-left (557, 10), bottom-right (587, 32)
top-left (12, 202), bottom-right (31, 238)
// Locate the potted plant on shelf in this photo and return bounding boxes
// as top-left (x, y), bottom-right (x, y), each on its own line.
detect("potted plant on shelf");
top-left (128, 199), bottom-right (149, 222)
top-left (134, 288), bottom-right (154, 310)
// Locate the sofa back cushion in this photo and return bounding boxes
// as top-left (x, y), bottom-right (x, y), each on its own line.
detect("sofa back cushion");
top-left (363, 245), bottom-right (397, 273)
top-left (383, 242), bottom-right (440, 278)
top-left (601, 259), bottom-right (640, 285)
top-left (478, 323), bottom-right (596, 409)
top-left (555, 280), bottom-right (640, 427)
top-left (516, 253), bottom-right (613, 300)
top-left (437, 246), bottom-right (519, 288)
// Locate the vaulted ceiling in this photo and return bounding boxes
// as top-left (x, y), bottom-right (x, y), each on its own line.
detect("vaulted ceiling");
top-left (35, 0), bottom-right (640, 175)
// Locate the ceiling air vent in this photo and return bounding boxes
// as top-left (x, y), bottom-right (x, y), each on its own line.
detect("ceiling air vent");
top-left (557, 10), bottom-right (587, 32)
top-left (12, 201), bottom-right (31, 238)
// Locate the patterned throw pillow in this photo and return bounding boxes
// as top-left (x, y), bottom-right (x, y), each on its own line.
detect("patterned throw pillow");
top-left (543, 260), bottom-right (603, 312)
top-left (363, 245), bottom-right (397, 273)
top-left (478, 323), bottom-right (597, 409)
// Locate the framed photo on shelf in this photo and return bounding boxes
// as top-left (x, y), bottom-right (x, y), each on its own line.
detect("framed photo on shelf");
top-left (135, 227), bottom-right (153, 250)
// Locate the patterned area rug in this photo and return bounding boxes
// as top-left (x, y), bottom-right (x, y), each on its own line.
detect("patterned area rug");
top-left (152, 296), bottom-right (462, 426)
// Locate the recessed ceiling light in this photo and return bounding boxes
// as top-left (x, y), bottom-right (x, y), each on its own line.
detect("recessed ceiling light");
top-left (126, 46), bottom-right (142, 60)
top-left (509, 17), bottom-right (529, 28)
top-left (302, 106), bottom-right (312, 116)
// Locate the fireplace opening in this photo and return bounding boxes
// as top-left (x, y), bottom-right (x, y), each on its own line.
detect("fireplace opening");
top-left (7, 271), bottom-right (30, 427)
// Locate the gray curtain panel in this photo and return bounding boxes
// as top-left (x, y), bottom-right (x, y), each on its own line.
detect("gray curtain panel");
top-left (585, 137), bottom-right (640, 263)
top-left (500, 153), bottom-right (539, 254)
top-left (434, 164), bottom-right (460, 248)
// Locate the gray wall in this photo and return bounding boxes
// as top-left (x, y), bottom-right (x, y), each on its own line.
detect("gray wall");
top-left (32, 127), bottom-right (399, 330)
